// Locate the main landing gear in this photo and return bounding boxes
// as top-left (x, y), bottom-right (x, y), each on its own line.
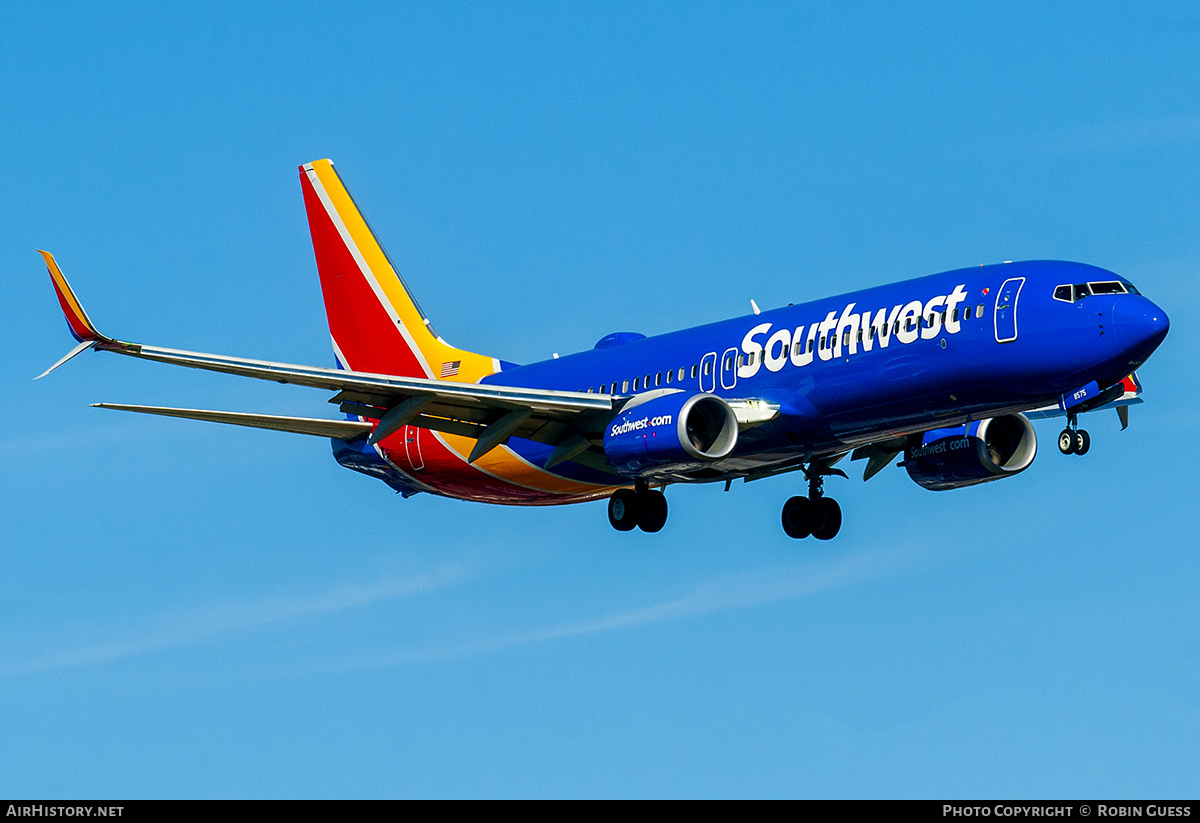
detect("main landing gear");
top-left (608, 482), bottom-right (668, 533)
top-left (1058, 413), bottom-right (1091, 456)
top-left (781, 461), bottom-right (846, 540)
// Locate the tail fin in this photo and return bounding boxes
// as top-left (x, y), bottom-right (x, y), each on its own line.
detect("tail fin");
top-left (299, 159), bottom-right (498, 382)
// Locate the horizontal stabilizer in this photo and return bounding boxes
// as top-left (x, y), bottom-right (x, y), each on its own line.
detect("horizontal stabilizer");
top-left (92, 404), bottom-right (374, 439)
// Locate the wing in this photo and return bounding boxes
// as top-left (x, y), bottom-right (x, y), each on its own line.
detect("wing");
top-left (38, 252), bottom-right (617, 466)
top-left (1022, 372), bottom-right (1144, 430)
top-left (91, 404), bottom-right (376, 439)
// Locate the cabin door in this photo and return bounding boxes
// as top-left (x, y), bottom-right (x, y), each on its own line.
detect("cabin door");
top-left (994, 277), bottom-right (1025, 343)
top-left (403, 424), bottom-right (425, 472)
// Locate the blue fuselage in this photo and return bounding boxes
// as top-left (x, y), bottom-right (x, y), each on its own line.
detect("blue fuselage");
top-left (482, 260), bottom-right (1169, 483)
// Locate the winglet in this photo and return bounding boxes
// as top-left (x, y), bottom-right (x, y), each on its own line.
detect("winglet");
top-left (36, 339), bottom-right (95, 380)
top-left (37, 251), bottom-right (112, 378)
top-left (39, 251), bottom-right (106, 343)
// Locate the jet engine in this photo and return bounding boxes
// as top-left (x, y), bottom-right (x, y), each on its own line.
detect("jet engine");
top-left (603, 392), bottom-right (738, 476)
top-left (903, 414), bottom-right (1037, 491)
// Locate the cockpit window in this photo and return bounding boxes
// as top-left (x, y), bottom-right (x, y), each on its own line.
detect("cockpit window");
top-left (1053, 281), bottom-right (1131, 303)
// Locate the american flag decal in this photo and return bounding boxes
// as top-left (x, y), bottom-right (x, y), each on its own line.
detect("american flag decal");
top-left (440, 360), bottom-right (461, 378)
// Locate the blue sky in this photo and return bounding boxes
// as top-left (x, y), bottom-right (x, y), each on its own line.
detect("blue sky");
top-left (2, 2), bottom-right (1198, 798)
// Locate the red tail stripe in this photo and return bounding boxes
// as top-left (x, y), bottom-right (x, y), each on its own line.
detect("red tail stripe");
top-left (301, 173), bottom-right (426, 376)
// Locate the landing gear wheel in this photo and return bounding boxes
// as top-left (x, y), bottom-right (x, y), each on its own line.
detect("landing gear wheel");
top-left (811, 498), bottom-right (842, 541)
top-left (1058, 429), bottom-right (1076, 455)
top-left (608, 489), bottom-right (641, 532)
top-left (1075, 429), bottom-right (1091, 456)
top-left (638, 490), bottom-right (668, 533)
top-left (782, 496), bottom-right (815, 539)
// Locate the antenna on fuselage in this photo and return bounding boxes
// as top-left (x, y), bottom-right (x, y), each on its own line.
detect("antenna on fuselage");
top-left (750, 299), bottom-right (761, 315)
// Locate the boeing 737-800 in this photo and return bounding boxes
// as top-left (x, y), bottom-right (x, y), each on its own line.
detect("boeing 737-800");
top-left (38, 159), bottom-right (1170, 539)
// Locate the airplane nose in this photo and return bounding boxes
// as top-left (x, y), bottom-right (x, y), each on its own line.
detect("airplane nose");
top-left (1115, 296), bottom-right (1170, 357)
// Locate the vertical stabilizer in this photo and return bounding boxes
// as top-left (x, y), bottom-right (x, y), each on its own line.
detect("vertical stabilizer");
top-left (299, 160), bottom-right (498, 381)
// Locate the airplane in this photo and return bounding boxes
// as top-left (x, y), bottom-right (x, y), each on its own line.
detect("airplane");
top-left (37, 159), bottom-right (1171, 540)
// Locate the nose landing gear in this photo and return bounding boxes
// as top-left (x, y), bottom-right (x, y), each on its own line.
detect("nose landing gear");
top-left (1058, 413), bottom-right (1090, 456)
top-left (608, 482), bottom-right (668, 533)
top-left (781, 461), bottom-right (846, 540)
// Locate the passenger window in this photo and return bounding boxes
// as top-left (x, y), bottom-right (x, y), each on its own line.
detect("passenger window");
top-left (842, 330), bottom-right (850, 346)
top-left (655, 372), bottom-right (662, 386)
top-left (702, 362), bottom-right (711, 376)
top-left (738, 354), bottom-right (745, 368)
top-left (665, 370), bottom-right (672, 385)
top-left (633, 378), bottom-right (640, 391)
top-left (679, 367), bottom-right (686, 381)
top-left (975, 303), bottom-right (984, 316)
top-left (963, 306), bottom-right (971, 320)
top-left (621, 380), bottom-right (629, 393)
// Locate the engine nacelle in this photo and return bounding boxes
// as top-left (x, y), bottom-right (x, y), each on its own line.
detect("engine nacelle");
top-left (603, 392), bottom-right (738, 477)
top-left (904, 414), bottom-right (1037, 491)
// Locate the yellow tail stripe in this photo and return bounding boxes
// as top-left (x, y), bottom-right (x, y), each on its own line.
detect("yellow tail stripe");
top-left (305, 160), bottom-right (496, 384)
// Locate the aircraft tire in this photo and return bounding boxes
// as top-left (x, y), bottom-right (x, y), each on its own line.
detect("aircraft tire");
top-left (811, 498), bottom-right (842, 541)
top-left (608, 489), bottom-right (641, 532)
top-left (638, 491), bottom-right (668, 533)
top-left (1075, 429), bottom-right (1090, 456)
top-left (1058, 429), bottom-right (1076, 455)
top-left (781, 496), bottom-right (814, 539)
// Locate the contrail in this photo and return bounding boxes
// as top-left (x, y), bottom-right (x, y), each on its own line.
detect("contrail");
top-left (336, 547), bottom-right (917, 670)
top-left (1, 564), bottom-right (472, 677)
